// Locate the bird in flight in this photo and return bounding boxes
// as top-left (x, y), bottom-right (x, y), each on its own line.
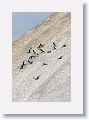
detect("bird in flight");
top-left (42, 63), bottom-right (48, 66)
top-left (28, 60), bottom-right (33, 64)
top-left (29, 55), bottom-right (35, 59)
top-left (33, 50), bottom-right (36, 54)
top-left (58, 56), bottom-right (63, 59)
top-left (27, 48), bottom-right (32, 53)
top-left (47, 50), bottom-right (51, 53)
top-left (22, 61), bottom-right (26, 66)
top-left (33, 75), bottom-right (41, 80)
top-left (20, 65), bottom-right (23, 69)
top-left (40, 43), bottom-right (44, 47)
top-left (53, 42), bottom-right (56, 47)
top-left (62, 44), bottom-right (66, 48)
top-left (39, 48), bottom-right (45, 53)
top-left (37, 43), bottom-right (44, 49)
top-left (52, 42), bottom-right (57, 50)
top-left (20, 61), bottom-right (26, 69)
top-left (53, 46), bottom-right (57, 50)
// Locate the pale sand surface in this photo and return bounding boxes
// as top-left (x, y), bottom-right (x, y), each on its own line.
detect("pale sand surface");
top-left (12, 12), bottom-right (71, 102)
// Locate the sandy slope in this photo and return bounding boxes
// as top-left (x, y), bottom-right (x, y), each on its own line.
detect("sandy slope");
top-left (12, 12), bottom-right (71, 102)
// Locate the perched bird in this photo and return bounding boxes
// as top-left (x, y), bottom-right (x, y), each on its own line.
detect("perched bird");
top-left (47, 51), bottom-right (51, 53)
top-left (62, 44), bottom-right (66, 48)
top-left (27, 48), bottom-right (32, 53)
top-left (58, 56), bottom-right (62, 59)
top-left (33, 75), bottom-right (40, 80)
top-left (28, 60), bottom-right (33, 64)
top-left (42, 63), bottom-right (48, 66)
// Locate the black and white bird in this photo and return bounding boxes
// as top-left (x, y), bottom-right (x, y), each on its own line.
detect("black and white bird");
top-left (37, 43), bottom-right (44, 49)
top-left (29, 55), bottom-right (35, 59)
top-left (33, 50), bottom-right (36, 54)
top-left (53, 46), bottom-right (57, 50)
top-left (47, 51), bottom-right (51, 53)
top-left (36, 53), bottom-right (39, 56)
top-left (62, 44), bottom-right (66, 48)
top-left (20, 61), bottom-right (26, 69)
top-left (53, 42), bottom-right (56, 47)
top-left (33, 75), bottom-right (40, 80)
top-left (52, 42), bottom-right (57, 50)
top-left (58, 56), bottom-right (62, 59)
top-left (22, 61), bottom-right (26, 66)
top-left (28, 60), bottom-right (33, 64)
top-left (42, 63), bottom-right (48, 66)
top-left (40, 43), bottom-right (44, 47)
top-left (20, 65), bottom-right (23, 69)
top-left (40, 48), bottom-right (45, 53)
top-left (27, 48), bottom-right (32, 53)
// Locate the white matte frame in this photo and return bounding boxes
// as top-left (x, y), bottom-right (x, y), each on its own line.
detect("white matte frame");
top-left (0, 0), bottom-right (83, 114)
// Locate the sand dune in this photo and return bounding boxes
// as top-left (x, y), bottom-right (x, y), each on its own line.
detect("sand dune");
top-left (12, 12), bottom-right (71, 102)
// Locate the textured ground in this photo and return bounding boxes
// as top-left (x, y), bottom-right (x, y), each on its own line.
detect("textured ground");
top-left (12, 12), bottom-right (71, 102)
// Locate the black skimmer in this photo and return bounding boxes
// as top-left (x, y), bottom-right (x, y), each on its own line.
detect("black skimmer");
top-left (33, 75), bottom-right (40, 80)
top-left (29, 55), bottom-right (35, 59)
top-left (37, 43), bottom-right (44, 49)
top-left (20, 65), bottom-right (23, 69)
top-left (42, 63), bottom-right (48, 66)
top-left (28, 60), bottom-right (33, 64)
top-left (58, 56), bottom-right (62, 59)
top-left (47, 51), bottom-right (51, 53)
top-left (27, 48), bottom-right (32, 53)
top-left (53, 46), bottom-right (57, 50)
top-left (53, 42), bottom-right (56, 47)
top-left (33, 50), bottom-right (36, 54)
top-left (40, 48), bottom-right (45, 53)
top-left (20, 61), bottom-right (26, 69)
top-left (22, 61), bottom-right (26, 66)
top-left (62, 44), bottom-right (66, 48)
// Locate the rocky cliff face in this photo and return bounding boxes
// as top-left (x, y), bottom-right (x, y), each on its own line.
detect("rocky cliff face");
top-left (12, 12), bottom-right (71, 102)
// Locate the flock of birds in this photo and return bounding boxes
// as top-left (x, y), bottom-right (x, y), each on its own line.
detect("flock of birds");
top-left (20, 42), bottom-right (66, 80)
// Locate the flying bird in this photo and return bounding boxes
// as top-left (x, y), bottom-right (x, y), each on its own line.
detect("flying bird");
top-left (53, 42), bottom-right (56, 46)
top-left (47, 51), bottom-right (51, 53)
top-left (28, 60), bottom-right (33, 64)
top-left (33, 50), bottom-right (37, 54)
top-left (40, 43), bottom-right (44, 47)
top-left (36, 53), bottom-right (39, 56)
top-left (20, 61), bottom-right (26, 69)
top-left (62, 44), bottom-right (66, 48)
top-left (20, 65), bottom-right (23, 69)
top-left (37, 43), bottom-right (44, 49)
top-left (33, 75), bottom-right (41, 80)
top-left (27, 48), bottom-right (32, 53)
top-left (40, 48), bottom-right (45, 53)
top-left (53, 46), bottom-right (57, 50)
top-left (22, 61), bottom-right (26, 66)
top-left (29, 55), bottom-right (35, 59)
top-left (58, 56), bottom-right (62, 59)
top-left (42, 63), bottom-right (48, 66)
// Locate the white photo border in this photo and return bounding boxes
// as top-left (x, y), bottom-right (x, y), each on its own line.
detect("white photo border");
top-left (0, 0), bottom-right (83, 114)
